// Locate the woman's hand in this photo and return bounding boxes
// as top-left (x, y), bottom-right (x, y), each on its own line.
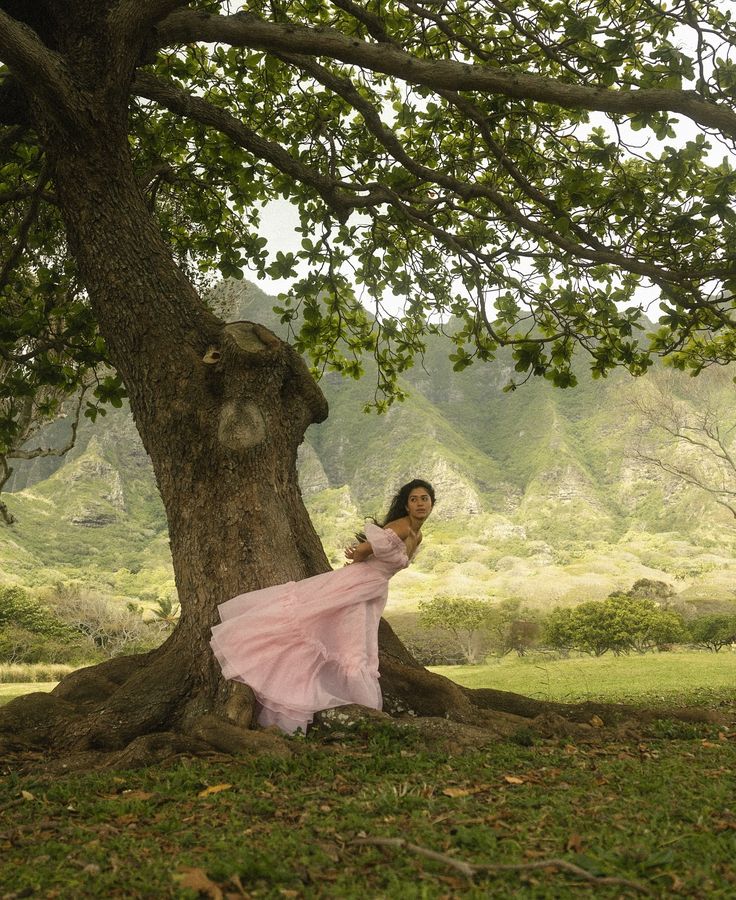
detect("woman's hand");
top-left (344, 540), bottom-right (372, 563)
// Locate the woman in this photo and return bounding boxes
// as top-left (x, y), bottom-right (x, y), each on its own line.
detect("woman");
top-left (210, 479), bottom-right (435, 734)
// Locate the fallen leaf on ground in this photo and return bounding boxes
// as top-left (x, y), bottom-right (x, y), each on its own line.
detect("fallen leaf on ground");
top-left (198, 783), bottom-right (233, 798)
top-left (566, 832), bottom-right (584, 852)
top-left (503, 775), bottom-right (525, 785)
top-left (442, 787), bottom-right (472, 797)
top-left (173, 866), bottom-right (223, 899)
top-left (589, 715), bottom-right (604, 728)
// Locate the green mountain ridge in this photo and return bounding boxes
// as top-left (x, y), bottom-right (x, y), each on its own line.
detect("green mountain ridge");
top-left (2, 279), bottom-right (736, 614)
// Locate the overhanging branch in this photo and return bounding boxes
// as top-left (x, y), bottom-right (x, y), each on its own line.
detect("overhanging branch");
top-left (0, 159), bottom-right (49, 294)
top-left (157, 9), bottom-right (736, 140)
top-left (133, 71), bottom-right (392, 220)
top-left (9, 385), bottom-right (88, 461)
top-left (275, 51), bottom-right (702, 289)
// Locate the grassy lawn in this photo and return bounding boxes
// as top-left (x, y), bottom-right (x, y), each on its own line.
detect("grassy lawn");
top-left (431, 650), bottom-right (736, 706)
top-left (0, 681), bottom-right (57, 705)
top-left (1, 655), bottom-right (735, 897)
top-left (1, 716), bottom-right (735, 898)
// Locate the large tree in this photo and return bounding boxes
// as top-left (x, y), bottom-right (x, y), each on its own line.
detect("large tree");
top-left (1, 0), bottom-right (735, 758)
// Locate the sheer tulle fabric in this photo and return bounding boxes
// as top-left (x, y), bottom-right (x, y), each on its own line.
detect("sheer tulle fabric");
top-left (210, 523), bottom-right (410, 733)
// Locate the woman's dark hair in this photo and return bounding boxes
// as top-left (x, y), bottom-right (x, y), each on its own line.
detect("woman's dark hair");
top-left (380, 479), bottom-right (436, 526)
top-left (354, 479), bottom-right (436, 542)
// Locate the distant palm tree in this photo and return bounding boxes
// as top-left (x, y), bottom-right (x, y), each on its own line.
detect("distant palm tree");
top-left (151, 595), bottom-right (180, 627)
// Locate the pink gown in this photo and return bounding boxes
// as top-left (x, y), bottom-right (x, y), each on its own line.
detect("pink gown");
top-left (209, 523), bottom-right (411, 734)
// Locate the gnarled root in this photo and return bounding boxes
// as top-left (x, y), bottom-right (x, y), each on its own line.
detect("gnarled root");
top-left (0, 641), bottom-right (264, 767)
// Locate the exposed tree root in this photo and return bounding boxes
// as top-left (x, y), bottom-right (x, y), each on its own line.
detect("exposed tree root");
top-left (0, 618), bottom-right (729, 772)
top-left (0, 638), bottom-right (259, 767)
top-left (464, 686), bottom-right (726, 725)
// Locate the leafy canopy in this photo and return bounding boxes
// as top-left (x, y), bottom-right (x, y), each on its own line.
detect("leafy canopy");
top-left (1, 0), bottom-right (736, 418)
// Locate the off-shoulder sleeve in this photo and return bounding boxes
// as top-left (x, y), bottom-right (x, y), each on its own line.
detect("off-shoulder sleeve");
top-left (364, 522), bottom-right (408, 564)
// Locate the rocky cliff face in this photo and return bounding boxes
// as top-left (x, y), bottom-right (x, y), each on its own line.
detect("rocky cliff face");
top-left (3, 279), bottom-right (736, 607)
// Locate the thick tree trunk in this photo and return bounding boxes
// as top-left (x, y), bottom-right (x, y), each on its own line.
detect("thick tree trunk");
top-left (41, 129), bottom-right (339, 750)
top-left (0, 60), bottom-right (483, 757)
top-left (0, 32), bottom-right (344, 750)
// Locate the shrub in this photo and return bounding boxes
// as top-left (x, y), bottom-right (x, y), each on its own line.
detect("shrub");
top-left (542, 595), bottom-right (686, 656)
top-left (413, 596), bottom-right (542, 663)
top-left (504, 619), bottom-right (542, 657)
top-left (44, 583), bottom-right (166, 657)
top-left (626, 578), bottom-right (676, 601)
top-left (400, 627), bottom-right (471, 666)
top-left (0, 585), bottom-right (71, 638)
top-left (687, 615), bottom-right (736, 652)
top-left (0, 625), bottom-right (93, 665)
top-left (0, 586), bottom-right (91, 664)
top-left (418, 595), bottom-right (494, 664)
top-left (483, 599), bottom-right (542, 657)
top-left (543, 607), bottom-right (578, 654)
top-left (389, 611), bottom-right (482, 665)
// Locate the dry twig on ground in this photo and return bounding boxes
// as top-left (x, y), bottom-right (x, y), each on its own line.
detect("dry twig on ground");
top-left (352, 836), bottom-right (653, 894)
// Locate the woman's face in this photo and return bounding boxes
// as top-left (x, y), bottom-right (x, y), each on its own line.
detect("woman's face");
top-left (406, 487), bottom-right (433, 520)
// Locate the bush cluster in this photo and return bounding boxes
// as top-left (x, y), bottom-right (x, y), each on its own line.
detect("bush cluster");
top-left (0, 584), bottom-right (167, 666)
top-left (543, 595), bottom-right (686, 656)
top-left (401, 587), bottom-right (736, 665)
top-left (397, 596), bottom-right (541, 666)
top-left (0, 586), bottom-right (88, 665)
top-left (688, 615), bottom-right (736, 653)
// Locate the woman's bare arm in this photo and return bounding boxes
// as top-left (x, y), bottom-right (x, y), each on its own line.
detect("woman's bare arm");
top-left (344, 540), bottom-right (373, 563)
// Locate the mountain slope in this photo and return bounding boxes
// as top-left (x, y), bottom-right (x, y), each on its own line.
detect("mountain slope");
top-left (2, 279), bottom-right (736, 611)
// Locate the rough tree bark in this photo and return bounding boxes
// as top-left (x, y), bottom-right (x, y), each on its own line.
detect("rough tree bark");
top-left (0, 2), bottom-right (720, 765)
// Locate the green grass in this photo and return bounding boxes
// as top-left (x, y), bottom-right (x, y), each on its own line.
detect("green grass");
top-left (431, 650), bottom-right (736, 705)
top-left (5, 650), bottom-right (735, 710)
top-left (2, 657), bottom-right (736, 896)
top-left (1, 717), bottom-right (736, 898)
top-left (0, 681), bottom-right (57, 704)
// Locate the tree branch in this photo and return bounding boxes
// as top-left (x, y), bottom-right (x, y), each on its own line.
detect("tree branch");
top-left (276, 51), bottom-right (698, 288)
top-left (114, 0), bottom-right (190, 32)
top-left (0, 10), bottom-right (79, 128)
top-left (0, 159), bottom-right (49, 294)
top-left (330, 0), bottom-right (395, 43)
top-left (634, 448), bottom-right (736, 512)
top-left (352, 837), bottom-right (652, 893)
top-left (108, 0), bottom-right (191, 69)
top-left (9, 385), bottom-right (88, 461)
top-left (156, 9), bottom-right (736, 139)
top-left (133, 71), bottom-right (392, 221)
top-left (432, 86), bottom-right (609, 252)
top-left (0, 456), bottom-right (15, 525)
